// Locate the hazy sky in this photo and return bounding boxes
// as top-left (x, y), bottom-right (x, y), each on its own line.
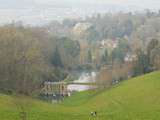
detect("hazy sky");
top-left (36, 0), bottom-right (160, 7)
top-left (0, 0), bottom-right (160, 25)
top-left (0, 0), bottom-right (159, 8)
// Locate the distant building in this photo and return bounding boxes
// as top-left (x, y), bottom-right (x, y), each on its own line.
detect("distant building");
top-left (100, 39), bottom-right (118, 49)
top-left (99, 39), bottom-right (118, 56)
top-left (124, 53), bottom-right (137, 62)
top-left (72, 22), bottom-right (92, 37)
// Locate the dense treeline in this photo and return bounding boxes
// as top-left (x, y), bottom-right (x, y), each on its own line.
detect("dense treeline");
top-left (0, 25), bottom-right (80, 95)
top-left (47, 10), bottom-right (160, 68)
top-left (48, 10), bottom-right (160, 87)
top-left (0, 10), bottom-right (160, 95)
top-left (0, 24), bottom-right (81, 120)
top-left (0, 25), bottom-right (49, 94)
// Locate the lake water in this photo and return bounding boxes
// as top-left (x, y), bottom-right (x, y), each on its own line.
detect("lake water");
top-left (67, 71), bottom-right (97, 92)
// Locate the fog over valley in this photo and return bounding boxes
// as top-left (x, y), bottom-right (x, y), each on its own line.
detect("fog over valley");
top-left (0, 0), bottom-right (160, 25)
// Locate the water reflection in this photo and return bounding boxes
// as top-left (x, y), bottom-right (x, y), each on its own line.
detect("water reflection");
top-left (67, 84), bottom-right (94, 92)
top-left (67, 71), bottom-right (97, 92)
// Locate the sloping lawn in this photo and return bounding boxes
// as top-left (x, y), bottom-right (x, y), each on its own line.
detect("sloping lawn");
top-left (0, 71), bottom-right (160, 120)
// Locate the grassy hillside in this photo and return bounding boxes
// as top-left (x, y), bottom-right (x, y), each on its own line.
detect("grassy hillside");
top-left (0, 71), bottom-right (160, 120)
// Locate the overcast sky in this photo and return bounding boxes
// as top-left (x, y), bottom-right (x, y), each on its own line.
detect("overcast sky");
top-left (38, 0), bottom-right (160, 8)
top-left (0, 0), bottom-right (159, 8)
top-left (0, 0), bottom-right (160, 25)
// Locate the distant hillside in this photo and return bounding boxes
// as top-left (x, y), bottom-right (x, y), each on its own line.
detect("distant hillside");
top-left (0, 71), bottom-right (160, 120)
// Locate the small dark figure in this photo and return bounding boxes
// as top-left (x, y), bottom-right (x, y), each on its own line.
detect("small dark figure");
top-left (90, 111), bottom-right (97, 117)
top-left (19, 111), bottom-right (27, 120)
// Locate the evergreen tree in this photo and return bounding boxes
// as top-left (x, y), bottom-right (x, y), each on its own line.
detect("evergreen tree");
top-left (52, 46), bottom-right (63, 67)
top-left (134, 50), bottom-right (150, 76)
top-left (101, 49), bottom-right (108, 65)
top-left (87, 50), bottom-right (92, 63)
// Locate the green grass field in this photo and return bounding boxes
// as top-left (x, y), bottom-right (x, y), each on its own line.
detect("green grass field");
top-left (0, 71), bottom-right (160, 120)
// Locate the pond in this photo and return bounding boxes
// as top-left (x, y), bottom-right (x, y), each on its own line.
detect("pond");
top-left (67, 71), bottom-right (97, 92)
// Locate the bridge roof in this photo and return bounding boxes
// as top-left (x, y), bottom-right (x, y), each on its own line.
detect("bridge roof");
top-left (44, 81), bottom-right (67, 85)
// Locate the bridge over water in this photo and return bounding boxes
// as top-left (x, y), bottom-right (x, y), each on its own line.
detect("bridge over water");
top-left (42, 81), bottom-right (96, 96)
top-left (41, 71), bottom-right (97, 100)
